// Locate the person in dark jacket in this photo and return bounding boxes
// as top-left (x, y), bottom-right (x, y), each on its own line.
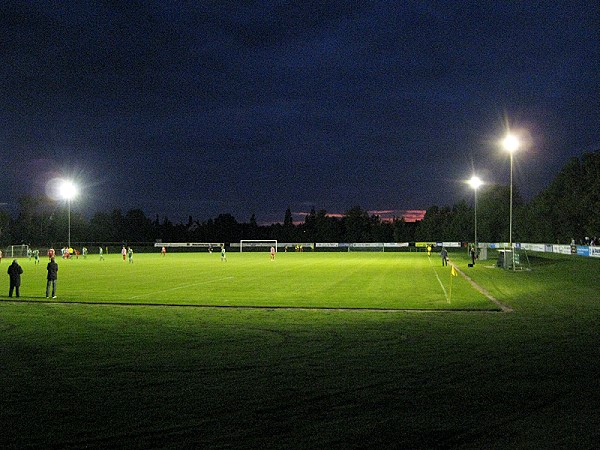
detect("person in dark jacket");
top-left (46, 257), bottom-right (59, 298)
top-left (440, 247), bottom-right (448, 266)
top-left (7, 259), bottom-right (24, 298)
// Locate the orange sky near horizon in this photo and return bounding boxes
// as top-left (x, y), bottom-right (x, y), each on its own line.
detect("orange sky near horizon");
top-left (290, 209), bottom-right (426, 225)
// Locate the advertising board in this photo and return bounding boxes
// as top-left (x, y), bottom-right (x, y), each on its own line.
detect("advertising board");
top-left (553, 245), bottom-right (572, 255)
top-left (589, 247), bottom-right (600, 258)
top-left (577, 246), bottom-right (590, 257)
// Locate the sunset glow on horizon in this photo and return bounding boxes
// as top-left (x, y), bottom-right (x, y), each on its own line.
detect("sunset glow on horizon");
top-left (289, 209), bottom-right (426, 225)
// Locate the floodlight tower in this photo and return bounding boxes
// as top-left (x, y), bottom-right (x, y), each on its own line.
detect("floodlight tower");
top-left (59, 180), bottom-right (77, 249)
top-left (502, 134), bottom-right (520, 251)
top-left (468, 175), bottom-right (483, 251)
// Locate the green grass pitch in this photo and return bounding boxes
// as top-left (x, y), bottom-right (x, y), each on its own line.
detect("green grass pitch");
top-left (1, 251), bottom-right (598, 448)
top-left (8, 252), bottom-right (496, 310)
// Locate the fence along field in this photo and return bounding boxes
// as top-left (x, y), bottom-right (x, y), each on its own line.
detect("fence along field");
top-left (7, 252), bottom-right (497, 310)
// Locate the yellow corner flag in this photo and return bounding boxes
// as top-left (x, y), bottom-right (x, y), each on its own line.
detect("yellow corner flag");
top-left (448, 265), bottom-right (458, 304)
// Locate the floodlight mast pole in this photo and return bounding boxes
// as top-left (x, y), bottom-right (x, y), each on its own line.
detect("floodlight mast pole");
top-left (503, 134), bottom-right (520, 270)
top-left (60, 180), bottom-right (76, 250)
top-left (509, 150), bottom-right (513, 250)
top-left (67, 198), bottom-right (71, 249)
top-left (468, 176), bottom-right (482, 257)
top-left (475, 186), bottom-right (478, 249)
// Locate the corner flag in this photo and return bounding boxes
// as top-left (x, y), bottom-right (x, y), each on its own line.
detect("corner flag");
top-left (448, 265), bottom-right (458, 304)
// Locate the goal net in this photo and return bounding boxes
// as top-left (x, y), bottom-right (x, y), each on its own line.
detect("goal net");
top-left (239, 240), bottom-right (278, 253)
top-left (3, 244), bottom-right (30, 258)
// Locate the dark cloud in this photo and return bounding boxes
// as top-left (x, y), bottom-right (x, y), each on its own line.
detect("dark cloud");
top-left (1, 1), bottom-right (598, 223)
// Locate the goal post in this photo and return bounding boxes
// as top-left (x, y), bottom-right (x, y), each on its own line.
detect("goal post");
top-left (3, 244), bottom-right (30, 258)
top-left (239, 240), bottom-right (278, 253)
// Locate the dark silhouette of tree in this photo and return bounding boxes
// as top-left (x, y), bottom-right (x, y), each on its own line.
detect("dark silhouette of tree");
top-left (314, 209), bottom-right (341, 242)
top-left (214, 213), bottom-right (239, 243)
top-left (343, 206), bottom-right (371, 242)
top-left (279, 207), bottom-right (296, 241)
top-left (416, 205), bottom-right (448, 241)
top-left (124, 209), bottom-right (155, 242)
top-left (393, 217), bottom-right (417, 242)
top-left (0, 208), bottom-right (12, 245)
top-left (301, 207), bottom-right (317, 242)
top-left (476, 184), bottom-right (523, 243)
top-left (448, 200), bottom-right (472, 242)
top-left (248, 213), bottom-right (258, 239)
top-left (370, 214), bottom-right (394, 242)
top-left (518, 152), bottom-right (600, 243)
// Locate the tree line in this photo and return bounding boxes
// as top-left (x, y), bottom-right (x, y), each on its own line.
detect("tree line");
top-left (1, 151), bottom-right (598, 247)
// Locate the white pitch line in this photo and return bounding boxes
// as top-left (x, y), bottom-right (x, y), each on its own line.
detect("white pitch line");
top-left (428, 256), bottom-right (449, 302)
top-left (129, 276), bottom-right (234, 299)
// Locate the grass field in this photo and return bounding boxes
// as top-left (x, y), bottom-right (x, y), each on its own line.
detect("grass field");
top-left (1, 250), bottom-right (598, 448)
top-left (4, 252), bottom-right (496, 310)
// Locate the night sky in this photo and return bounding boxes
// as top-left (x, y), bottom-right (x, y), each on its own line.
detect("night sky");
top-left (2, 1), bottom-right (598, 224)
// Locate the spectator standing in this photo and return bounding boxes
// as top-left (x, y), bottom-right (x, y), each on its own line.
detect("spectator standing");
top-left (46, 257), bottom-right (59, 298)
top-left (441, 248), bottom-right (448, 266)
top-left (7, 259), bottom-right (23, 298)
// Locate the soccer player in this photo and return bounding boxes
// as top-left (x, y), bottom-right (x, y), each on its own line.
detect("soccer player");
top-left (0, 249), bottom-right (3, 263)
top-left (82, 247), bottom-right (88, 259)
top-left (99, 246), bottom-right (104, 261)
top-left (33, 249), bottom-right (40, 264)
top-left (270, 246), bottom-right (276, 261)
top-left (128, 247), bottom-right (134, 264)
top-left (121, 245), bottom-right (127, 261)
top-left (161, 246), bottom-right (166, 257)
top-left (427, 245), bottom-right (432, 256)
top-left (220, 245), bottom-right (227, 262)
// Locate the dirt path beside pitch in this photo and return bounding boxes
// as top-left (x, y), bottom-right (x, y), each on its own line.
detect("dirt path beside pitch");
top-left (451, 264), bottom-right (513, 313)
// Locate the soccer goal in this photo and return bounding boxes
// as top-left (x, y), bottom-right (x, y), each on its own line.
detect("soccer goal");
top-left (3, 244), bottom-right (30, 258)
top-left (239, 240), bottom-right (278, 253)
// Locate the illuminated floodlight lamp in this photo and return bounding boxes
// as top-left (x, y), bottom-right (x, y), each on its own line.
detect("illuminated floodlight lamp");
top-left (59, 180), bottom-right (78, 201)
top-left (502, 134), bottom-right (520, 153)
top-left (468, 175), bottom-right (483, 190)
